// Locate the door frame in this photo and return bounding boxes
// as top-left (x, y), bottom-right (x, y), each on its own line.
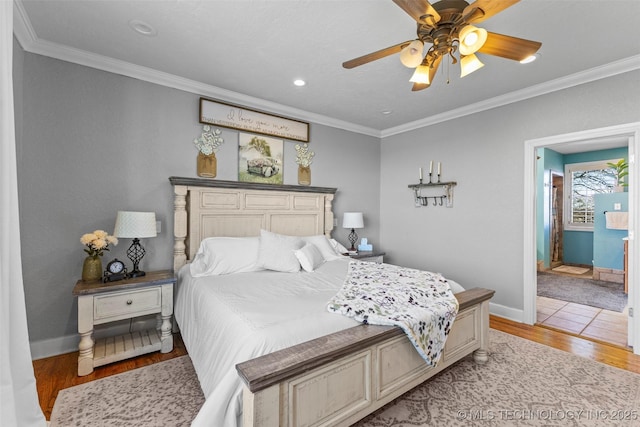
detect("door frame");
top-left (523, 122), bottom-right (640, 355)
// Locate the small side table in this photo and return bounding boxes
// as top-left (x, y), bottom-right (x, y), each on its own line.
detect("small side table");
top-left (72, 270), bottom-right (175, 376)
top-left (349, 251), bottom-right (385, 263)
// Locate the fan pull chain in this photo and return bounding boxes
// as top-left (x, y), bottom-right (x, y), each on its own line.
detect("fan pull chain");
top-left (446, 57), bottom-right (450, 84)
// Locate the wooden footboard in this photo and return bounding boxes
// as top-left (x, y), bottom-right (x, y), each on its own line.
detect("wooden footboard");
top-left (236, 287), bottom-right (494, 427)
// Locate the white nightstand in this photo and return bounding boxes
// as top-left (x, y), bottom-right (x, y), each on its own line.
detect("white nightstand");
top-left (349, 251), bottom-right (385, 263)
top-left (72, 270), bottom-right (175, 376)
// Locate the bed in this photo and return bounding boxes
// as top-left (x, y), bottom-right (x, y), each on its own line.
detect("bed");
top-left (169, 176), bottom-right (494, 427)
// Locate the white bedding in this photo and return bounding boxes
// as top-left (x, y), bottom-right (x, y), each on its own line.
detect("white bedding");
top-left (175, 258), bottom-right (465, 427)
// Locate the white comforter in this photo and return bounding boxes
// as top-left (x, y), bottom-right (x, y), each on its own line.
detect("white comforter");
top-left (175, 258), bottom-right (465, 427)
top-left (175, 258), bottom-right (359, 427)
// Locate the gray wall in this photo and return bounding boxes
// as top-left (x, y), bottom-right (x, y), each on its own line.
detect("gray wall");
top-left (14, 46), bottom-right (381, 357)
top-left (379, 70), bottom-right (640, 313)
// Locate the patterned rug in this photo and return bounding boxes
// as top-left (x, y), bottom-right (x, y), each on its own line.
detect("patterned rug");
top-left (50, 331), bottom-right (640, 426)
top-left (49, 356), bottom-right (205, 427)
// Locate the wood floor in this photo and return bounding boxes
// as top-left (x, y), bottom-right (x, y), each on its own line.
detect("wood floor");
top-left (33, 316), bottom-right (640, 421)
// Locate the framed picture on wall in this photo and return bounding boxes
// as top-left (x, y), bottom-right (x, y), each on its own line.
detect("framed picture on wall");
top-left (238, 133), bottom-right (284, 185)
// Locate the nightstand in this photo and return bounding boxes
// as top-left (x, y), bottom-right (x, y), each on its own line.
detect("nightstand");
top-left (349, 251), bottom-right (385, 263)
top-left (72, 270), bottom-right (175, 376)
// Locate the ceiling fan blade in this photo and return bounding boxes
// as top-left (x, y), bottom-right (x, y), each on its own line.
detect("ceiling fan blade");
top-left (393, 0), bottom-right (441, 24)
top-left (342, 41), bottom-right (412, 69)
top-left (477, 32), bottom-right (541, 61)
top-left (411, 55), bottom-right (442, 92)
top-left (463, 0), bottom-right (520, 24)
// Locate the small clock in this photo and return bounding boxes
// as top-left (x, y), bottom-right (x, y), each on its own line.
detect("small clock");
top-left (103, 259), bottom-right (128, 283)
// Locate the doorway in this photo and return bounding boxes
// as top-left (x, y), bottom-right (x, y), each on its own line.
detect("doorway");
top-left (523, 122), bottom-right (640, 355)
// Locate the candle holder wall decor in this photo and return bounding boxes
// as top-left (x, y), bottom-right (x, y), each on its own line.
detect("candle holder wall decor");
top-left (410, 161), bottom-right (456, 207)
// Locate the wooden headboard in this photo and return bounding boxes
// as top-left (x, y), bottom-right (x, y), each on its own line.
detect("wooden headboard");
top-left (169, 177), bottom-right (337, 271)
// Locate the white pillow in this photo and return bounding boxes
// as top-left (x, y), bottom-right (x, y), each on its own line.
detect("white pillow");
top-left (329, 238), bottom-right (349, 255)
top-left (190, 237), bottom-right (263, 277)
top-left (294, 243), bottom-right (326, 272)
top-left (257, 230), bottom-right (304, 273)
top-left (302, 235), bottom-right (343, 261)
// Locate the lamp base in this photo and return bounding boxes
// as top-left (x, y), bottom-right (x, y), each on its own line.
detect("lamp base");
top-left (128, 270), bottom-right (146, 278)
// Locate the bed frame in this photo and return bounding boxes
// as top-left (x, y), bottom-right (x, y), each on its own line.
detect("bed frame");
top-left (170, 177), bottom-right (494, 427)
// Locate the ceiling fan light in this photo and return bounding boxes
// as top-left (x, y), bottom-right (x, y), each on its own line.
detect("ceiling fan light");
top-left (459, 25), bottom-right (487, 55)
top-left (400, 40), bottom-right (425, 68)
top-left (520, 54), bottom-right (539, 64)
top-left (460, 54), bottom-right (484, 77)
top-left (409, 65), bottom-right (431, 84)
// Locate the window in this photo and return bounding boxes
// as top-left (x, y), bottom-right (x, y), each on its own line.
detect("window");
top-left (563, 160), bottom-right (619, 231)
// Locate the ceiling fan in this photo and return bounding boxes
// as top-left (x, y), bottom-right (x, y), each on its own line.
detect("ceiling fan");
top-left (342, 0), bottom-right (541, 91)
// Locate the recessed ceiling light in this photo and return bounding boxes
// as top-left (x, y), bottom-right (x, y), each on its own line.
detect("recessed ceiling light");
top-left (520, 53), bottom-right (540, 64)
top-left (293, 79), bottom-right (306, 87)
top-left (128, 19), bottom-right (157, 37)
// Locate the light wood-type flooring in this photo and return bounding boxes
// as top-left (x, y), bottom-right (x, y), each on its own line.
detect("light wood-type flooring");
top-left (33, 316), bottom-right (640, 421)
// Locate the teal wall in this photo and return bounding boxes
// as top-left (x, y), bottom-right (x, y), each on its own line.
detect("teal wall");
top-left (594, 193), bottom-right (628, 270)
top-left (537, 147), bottom-right (628, 268)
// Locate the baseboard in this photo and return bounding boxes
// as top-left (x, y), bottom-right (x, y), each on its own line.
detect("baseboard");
top-left (32, 306), bottom-right (525, 360)
top-left (30, 334), bottom-right (79, 360)
top-left (489, 301), bottom-right (524, 323)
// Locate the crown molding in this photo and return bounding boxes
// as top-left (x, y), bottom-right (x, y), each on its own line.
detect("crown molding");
top-left (13, 0), bottom-right (639, 140)
top-left (11, 0), bottom-right (380, 139)
top-left (382, 54), bottom-right (640, 138)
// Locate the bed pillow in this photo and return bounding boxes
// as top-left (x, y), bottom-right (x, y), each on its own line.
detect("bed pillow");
top-left (294, 243), bottom-right (326, 272)
top-left (190, 236), bottom-right (263, 277)
top-left (302, 235), bottom-right (343, 261)
top-left (329, 238), bottom-right (349, 255)
top-left (257, 230), bottom-right (304, 272)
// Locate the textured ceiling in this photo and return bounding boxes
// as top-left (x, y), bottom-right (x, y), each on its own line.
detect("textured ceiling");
top-left (14, 0), bottom-right (640, 137)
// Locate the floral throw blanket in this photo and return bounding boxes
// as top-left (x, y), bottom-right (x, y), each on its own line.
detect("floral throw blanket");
top-left (327, 261), bottom-right (459, 366)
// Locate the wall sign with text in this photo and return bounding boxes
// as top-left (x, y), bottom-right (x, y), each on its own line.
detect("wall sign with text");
top-left (199, 98), bottom-right (309, 143)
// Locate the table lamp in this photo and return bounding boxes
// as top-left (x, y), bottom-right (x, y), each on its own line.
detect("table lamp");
top-left (113, 211), bottom-right (157, 278)
top-left (342, 212), bottom-right (364, 252)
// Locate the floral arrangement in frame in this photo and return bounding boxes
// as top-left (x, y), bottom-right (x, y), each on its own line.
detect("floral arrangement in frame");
top-left (238, 133), bottom-right (283, 185)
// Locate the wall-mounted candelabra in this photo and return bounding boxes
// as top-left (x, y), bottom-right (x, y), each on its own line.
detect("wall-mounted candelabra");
top-left (409, 162), bottom-right (456, 207)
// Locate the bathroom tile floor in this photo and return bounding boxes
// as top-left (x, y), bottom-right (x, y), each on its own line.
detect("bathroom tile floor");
top-left (537, 296), bottom-right (629, 349)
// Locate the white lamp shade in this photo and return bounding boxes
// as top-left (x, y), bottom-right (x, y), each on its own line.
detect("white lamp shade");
top-left (400, 40), bottom-right (424, 68)
top-left (409, 65), bottom-right (431, 84)
top-left (342, 212), bottom-right (364, 229)
top-left (459, 25), bottom-right (487, 55)
top-left (460, 54), bottom-right (485, 77)
top-left (113, 211), bottom-right (157, 238)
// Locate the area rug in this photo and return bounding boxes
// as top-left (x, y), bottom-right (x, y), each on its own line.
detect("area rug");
top-left (49, 331), bottom-right (640, 427)
top-left (552, 265), bottom-right (590, 275)
top-left (537, 271), bottom-right (627, 312)
top-left (354, 330), bottom-right (640, 427)
top-left (49, 356), bottom-right (204, 427)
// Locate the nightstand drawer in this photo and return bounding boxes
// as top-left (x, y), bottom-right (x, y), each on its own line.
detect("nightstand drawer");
top-left (94, 288), bottom-right (162, 323)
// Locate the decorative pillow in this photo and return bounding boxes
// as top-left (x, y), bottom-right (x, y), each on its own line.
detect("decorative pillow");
top-left (257, 230), bottom-right (304, 273)
top-left (190, 237), bottom-right (263, 277)
top-left (303, 235), bottom-right (343, 261)
top-left (294, 243), bottom-right (326, 272)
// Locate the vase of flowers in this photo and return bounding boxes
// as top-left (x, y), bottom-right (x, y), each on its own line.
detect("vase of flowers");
top-left (295, 143), bottom-right (315, 186)
top-left (80, 230), bottom-right (117, 281)
top-left (194, 125), bottom-right (224, 178)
